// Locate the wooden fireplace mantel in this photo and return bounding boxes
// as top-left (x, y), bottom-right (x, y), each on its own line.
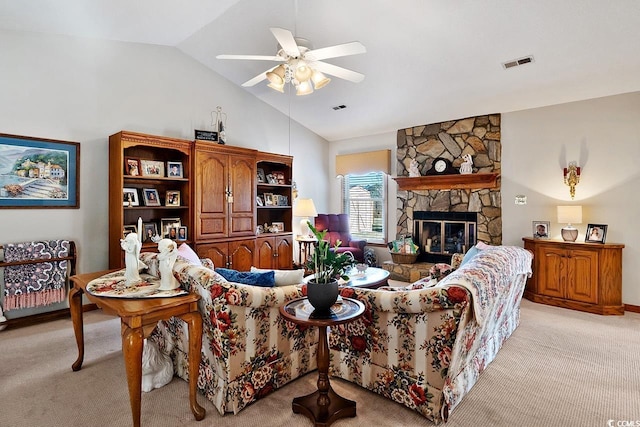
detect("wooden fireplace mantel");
top-left (392, 173), bottom-right (499, 191)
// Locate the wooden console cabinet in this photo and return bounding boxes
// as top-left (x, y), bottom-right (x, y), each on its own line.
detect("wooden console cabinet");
top-left (522, 237), bottom-right (624, 315)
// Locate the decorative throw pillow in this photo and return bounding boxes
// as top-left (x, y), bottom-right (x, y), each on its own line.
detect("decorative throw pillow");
top-left (250, 267), bottom-right (305, 286)
top-left (177, 243), bottom-right (202, 266)
top-left (215, 268), bottom-right (275, 287)
top-left (460, 245), bottom-right (482, 267)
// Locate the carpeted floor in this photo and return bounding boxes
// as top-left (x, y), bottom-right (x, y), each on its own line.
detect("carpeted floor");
top-left (1, 299), bottom-right (639, 426)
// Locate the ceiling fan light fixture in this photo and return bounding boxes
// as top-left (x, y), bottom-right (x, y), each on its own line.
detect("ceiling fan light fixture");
top-left (266, 64), bottom-right (286, 85)
top-left (294, 62), bottom-right (313, 82)
top-left (296, 80), bottom-right (314, 96)
top-left (311, 70), bottom-right (331, 89)
top-left (267, 81), bottom-right (285, 93)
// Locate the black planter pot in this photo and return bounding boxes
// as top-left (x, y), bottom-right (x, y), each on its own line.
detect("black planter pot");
top-left (306, 279), bottom-right (339, 312)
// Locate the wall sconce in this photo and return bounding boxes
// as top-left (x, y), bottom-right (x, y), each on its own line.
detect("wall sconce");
top-left (563, 161), bottom-right (581, 199)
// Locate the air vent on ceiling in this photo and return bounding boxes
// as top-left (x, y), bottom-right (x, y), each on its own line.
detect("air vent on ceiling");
top-left (502, 55), bottom-right (535, 70)
top-left (332, 105), bottom-right (347, 111)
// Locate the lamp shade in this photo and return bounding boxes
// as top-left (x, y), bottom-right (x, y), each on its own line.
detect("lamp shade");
top-left (293, 198), bottom-right (318, 218)
top-left (557, 205), bottom-right (583, 224)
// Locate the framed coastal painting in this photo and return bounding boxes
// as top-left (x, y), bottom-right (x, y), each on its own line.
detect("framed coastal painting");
top-left (0, 133), bottom-right (80, 208)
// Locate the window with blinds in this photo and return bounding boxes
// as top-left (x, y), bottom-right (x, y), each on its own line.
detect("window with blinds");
top-left (341, 172), bottom-right (386, 243)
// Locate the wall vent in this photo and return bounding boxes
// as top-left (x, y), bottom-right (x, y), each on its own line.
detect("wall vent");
top-left (502, 55), bottom-right (535, 70)
top-left (332, 104), bottom-right (347, 111)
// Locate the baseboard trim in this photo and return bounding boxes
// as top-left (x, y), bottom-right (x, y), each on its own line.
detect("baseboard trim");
top-left (1, 303), bottom-right (99, 331)
top-left (624, 304), bottom-right (640, 313)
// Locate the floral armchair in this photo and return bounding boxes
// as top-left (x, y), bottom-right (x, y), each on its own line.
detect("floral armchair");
top-left (328, 246), bottom-right (533, 423)
top-left (141, 253), bottom-right (317, 415)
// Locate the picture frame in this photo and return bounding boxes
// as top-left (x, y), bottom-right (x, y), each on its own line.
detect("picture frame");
top-left (266, 173), bottom-right (278, 184)
top-left (167, 161), bottom-right (183, 178)
top-left (272, 221), bottom-right (285, 233)
top-left (160, 217), bottom-right (181, 238)
top-left (143, 222), bottom-right (158, 243)
top-left (168, 227), bottom-right (178, 240)
top-left (177, 226), bottom-right (188, 241)
top-left (125, 157), bottom-right (141, 176)
top-left (257, 168), bottom-right (266, 183)
top-left (165, 190), bottom-right (180, 206)
top-left (0, 133), bottom-right (80, 208)
top-left (272, 170), bottom-right (285, 184)
top-left (264, 193), bottom-right (274, 206)
top-left (256, 195), bottom-right (264, 206)
top-left (142, 188), bottom-right (161, 206)
top-left (140, 160), bottom-right (165, 177)
top-left (123, 188), bottom-right (140, 206)
top-left (585, 224), bottom-right (607, 243)
top-left (532, 221), bottom-right (550, 239)
top-left (123, 224), bottom-right (137, 238)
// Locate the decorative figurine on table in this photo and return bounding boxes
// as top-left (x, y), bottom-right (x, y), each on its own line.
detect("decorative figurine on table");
top-left (459, 154), bottom-right (473, 174)
top-left (157, 238), bottom-right (180, 291)
top-left (121, 232), bottom-right (147, 285)
top-left (409, 158), bottom-right (421, 177)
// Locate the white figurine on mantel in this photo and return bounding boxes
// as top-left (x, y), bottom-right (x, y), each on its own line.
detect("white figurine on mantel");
top-left (409, 159), bottom-right (421, 177)
top-left (459, 154), bottom-right (473, 174)
top-left (157, 239), bottom-right (180, 291)
top-left (121, 232), bottom-right (147, 285)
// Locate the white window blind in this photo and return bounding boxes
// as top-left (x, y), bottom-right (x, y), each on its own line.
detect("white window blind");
top-left (341, 172), bottom-right (386, 242)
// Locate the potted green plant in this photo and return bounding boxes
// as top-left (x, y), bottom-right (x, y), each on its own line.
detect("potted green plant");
top-left (305, 221), bottom-right (355, 312)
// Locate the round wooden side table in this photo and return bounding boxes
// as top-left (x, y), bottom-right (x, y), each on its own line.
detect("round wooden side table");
top-left (280, 297), bottom-right (365, 426)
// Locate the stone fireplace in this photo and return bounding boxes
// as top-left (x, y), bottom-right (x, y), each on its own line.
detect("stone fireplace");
top-left (396, 114), bottom-right (502, 257)
top-left (413, 211), bottom-right (477, 263)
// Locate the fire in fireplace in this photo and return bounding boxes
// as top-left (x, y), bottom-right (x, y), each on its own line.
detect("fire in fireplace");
top-left (413, 211), bottom-right (477, 263)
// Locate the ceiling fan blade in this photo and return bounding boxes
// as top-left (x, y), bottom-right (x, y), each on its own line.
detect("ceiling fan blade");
top-left (312, 61), bottom-right (365, 83)
top-left (241, 70), bottom-right (269, 87)
top-left (305, 42), bottom-right (366, 61)
top-left (270, 27), bottom-right (301, 57)
top-left (217, 54), bottom-right (284, 61)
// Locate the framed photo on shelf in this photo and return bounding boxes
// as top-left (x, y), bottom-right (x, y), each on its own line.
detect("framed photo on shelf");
top-left (167, 161), bottom-right (183, 178)
top-left (142, 188), bottom-right (161, 206)
top-left (272, 221), bottom-right (285, 232)
top-left (585, 224), bottom-right (607, 243)
top-left (532, 221), bottom-right (550, 239)
top-left (257, 168), bottom-right (266, 183)
top-left (177, 226), bottom-right (188, 241)
top-left (160, 217), bottom-right (181, 238)
top-left (143, 222), bottom-right (158, 243)
top-left (266, 173), bottom-right (278, 184)
top-left (272, 170), bottom-right (285, 184)
top-left (123, 188), bottom-right (140, 206)
top-left (140, 160), bottom-right (165, 177)
top-left (256, 195), bottom-right (264, 206)
top-left (122, 224), bottom-right (137, 238)
top-left (168, 227), bottom-right (178, 240)
top-left (165, 190), bottom-right (180, 206)
top-left (125, 157), bottom-right (141, 176)
top-left (263, 193), bottom-right (274, 206)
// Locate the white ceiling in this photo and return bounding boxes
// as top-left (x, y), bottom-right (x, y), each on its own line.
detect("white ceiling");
top-left (2, 0), bottom-right (639, 141)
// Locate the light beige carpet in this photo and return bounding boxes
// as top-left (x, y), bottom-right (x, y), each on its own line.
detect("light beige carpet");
top-left (1, 299), bottom-right (639, 426)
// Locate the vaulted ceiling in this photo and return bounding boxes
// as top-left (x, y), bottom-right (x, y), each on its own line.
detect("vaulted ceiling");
top-left (2, 0), bottom-right (639, 141)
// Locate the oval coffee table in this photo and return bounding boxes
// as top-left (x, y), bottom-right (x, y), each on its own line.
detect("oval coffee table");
top-left (303, 266), bottom-right (390, 289)
top-left (280, 297), bottom-right (365, 426)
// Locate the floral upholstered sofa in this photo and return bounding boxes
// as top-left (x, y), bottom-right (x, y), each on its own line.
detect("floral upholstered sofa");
top-left (140, 253), bottom-right (317, 415)
top-left (328, 245), bottom-right (533, 423)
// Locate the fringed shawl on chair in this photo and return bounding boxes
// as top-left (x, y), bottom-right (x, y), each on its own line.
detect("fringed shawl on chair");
top-left (2, 240), bottom-right (71, 310)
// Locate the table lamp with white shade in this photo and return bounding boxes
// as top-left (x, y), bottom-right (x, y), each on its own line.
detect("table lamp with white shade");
top-left (293, 198), bottom-right (318, 237)
top-left (557, 205), bottom-right (582, 242)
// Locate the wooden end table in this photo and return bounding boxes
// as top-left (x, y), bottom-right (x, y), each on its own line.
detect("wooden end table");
top-left (69, 270), bottom-right (206, 427)
top-left (280, 297), bottom-right (365, 427)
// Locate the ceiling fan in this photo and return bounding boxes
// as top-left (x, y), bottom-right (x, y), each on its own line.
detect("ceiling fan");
top-left (216, 27), bottom-right (366, 95)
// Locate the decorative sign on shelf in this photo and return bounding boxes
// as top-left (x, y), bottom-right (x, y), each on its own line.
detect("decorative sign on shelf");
top-left (194, 130), bottom-right (218, 142)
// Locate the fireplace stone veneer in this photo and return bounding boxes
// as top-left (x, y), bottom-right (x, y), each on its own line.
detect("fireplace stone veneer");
top-left (396, 114), bottom-right (502, 247)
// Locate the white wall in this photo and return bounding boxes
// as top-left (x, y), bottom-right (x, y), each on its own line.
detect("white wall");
top-left (330, 93), bottom-right (640, 306)
top-left (0, 30), bottom-right (326, 317)
top-left (501, 92), bottom-right (640, 306)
